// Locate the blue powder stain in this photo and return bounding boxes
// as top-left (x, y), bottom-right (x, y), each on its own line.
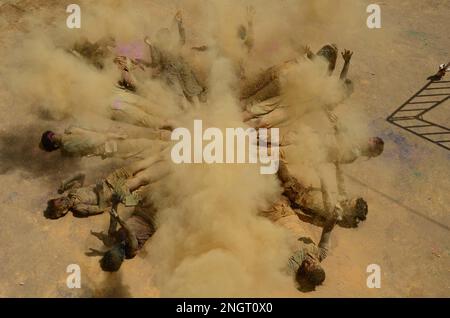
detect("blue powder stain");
top-left (383, 131), bottom-right (414, 161)
top-left (3, 191), bottom-right (18, 204)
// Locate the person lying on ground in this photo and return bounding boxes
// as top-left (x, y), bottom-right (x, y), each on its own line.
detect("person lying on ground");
top-left (99, 194), bottom-right (157, 272)
top-left (45, 155), bottom-right (169, 219)
top-left (260, 195), bottom-right (338, 291)
top-left (39, 126), bottom-right (169, 159)
top-left (275, 161), bottom-right (368, 228)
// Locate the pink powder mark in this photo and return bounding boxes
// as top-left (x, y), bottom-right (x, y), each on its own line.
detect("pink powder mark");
top-left (115, 41), bottom-right (145, 59)
top-left (112, 98), bottom-right (123, 110)
top-left (267, 40), bottom-right (280, 53)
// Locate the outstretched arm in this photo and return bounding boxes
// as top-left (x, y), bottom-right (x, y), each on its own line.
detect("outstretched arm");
top-left (174, 11), bottom-right (186, 47)
top-left (335, 163), bottom-right (347, 200)
top-left (72, 204), bottom-right (106, 217)
top-left (332, 119), bottom-right (348, 199)
top-left (244, 5), bottom-right (255, 53)
top-left (319, 176), bottom-right (333, 216)
top-left (107, 199), bottom-right (118, 238)
top-left (144, 36), bottom-right (162, 71)
top-left (339, 49), bottom-right (353, 80)
top-left (94, 180), bottom-right (109, 211)
top-left (109, 200), bottom-right (139, 257)
top-left (317, 173), bottom-right (340, 260)
top-left (317, 211), bottom-right (338, 261)
top-left (58, 173), bottom-right (86, 193)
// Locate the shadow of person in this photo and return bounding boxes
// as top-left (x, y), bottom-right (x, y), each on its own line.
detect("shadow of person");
top-left (92, 272), bottom-right (132, 298)
top-left (0, 125), bottom-right (80, 179)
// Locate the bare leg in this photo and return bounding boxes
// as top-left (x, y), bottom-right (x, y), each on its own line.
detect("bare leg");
top-left (125, 161), bottom-right (170, 191)
top-left (244, 5), bottom-right (255, 53)
top-left (124, 153), bottom-right (165, 176)
top-left (108, 212), bottom-right (118, 238)
top-left (174, 11), bottom-right (186, 47)
top-left (339, 50), bottom-right (353, 80)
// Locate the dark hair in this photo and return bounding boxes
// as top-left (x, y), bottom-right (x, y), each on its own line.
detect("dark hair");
top-left (297, 260), bottom-right (326, 292)
top-left (369, 137), bottom-right (384, 157)
top-left (117, 79), bottom-right (136, 92)
top-left (100, 244), bottom-right (126, 272)
top-left (354, 197), bottom-right (368, 221)
top-left (40, 130), bottom-right (59, 152)
top-left (317, 44), bottom-right (338, 73)
top-left (44, 198), bottom-right (70, 219)
top-left (338, 197), bottom-right (369, 228)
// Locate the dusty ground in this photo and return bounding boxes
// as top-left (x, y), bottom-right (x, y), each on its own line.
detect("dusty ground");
top-left (0, 0), bottom-right (448, 297)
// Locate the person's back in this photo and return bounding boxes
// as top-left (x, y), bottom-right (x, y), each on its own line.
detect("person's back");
top-left (117, 209), bottom-right (155, 258)
top-left (60, 127), bottom-right (109, 157)
top-left (101, 196), bottom-right (157, 271)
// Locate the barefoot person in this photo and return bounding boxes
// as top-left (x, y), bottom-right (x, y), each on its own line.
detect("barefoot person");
top-left (45, 155), bottom-right (169, 219)
top-left (100, 194), bottom-right (156, 272)
top-left (275, 161), bottom-right (368, 228)
top-left (261, 194), bottom-right (338, 291)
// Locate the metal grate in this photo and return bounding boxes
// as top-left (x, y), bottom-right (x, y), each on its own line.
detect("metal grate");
top-left (387, 78), bottom-right (450, 151)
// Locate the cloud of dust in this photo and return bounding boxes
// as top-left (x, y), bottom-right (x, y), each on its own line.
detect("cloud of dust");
top-left (147, 57), bottom-right (294, 297)
top-left (142, 0), bottom-right (372, 293)
top-left (278, 53), bottom-right (373, 186)
top-left (1, 0), bottom-right (372, 296)
top-left (2, 36), bottom-right (117, 120)
top-left (0, 0), bottom-right (182, 121)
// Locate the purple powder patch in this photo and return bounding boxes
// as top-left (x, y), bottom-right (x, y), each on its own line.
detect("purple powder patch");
top-left (112, 98), bottom-right (123, 110)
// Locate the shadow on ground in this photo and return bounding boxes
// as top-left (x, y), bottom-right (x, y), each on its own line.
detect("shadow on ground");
top-left (0, 124), bottom-right (80, 180)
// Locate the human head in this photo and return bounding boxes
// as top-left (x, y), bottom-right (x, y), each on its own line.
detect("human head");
top-left (317, 44), bottom-right (338, 74)
top-left (237, 24), bottom-right (247, 40)
top-left (100, 243), bottom-right (126, 272)
top-left (363, 137), bottom-right (384, 158)
top-left (339, 197), bottom-right (368, 228)
top-left (296, 255), bottom-right (326, 292)
top-left (45, 197), bottom-right (73, 219)
top-left (40, 130), bottom-right (60, 152)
